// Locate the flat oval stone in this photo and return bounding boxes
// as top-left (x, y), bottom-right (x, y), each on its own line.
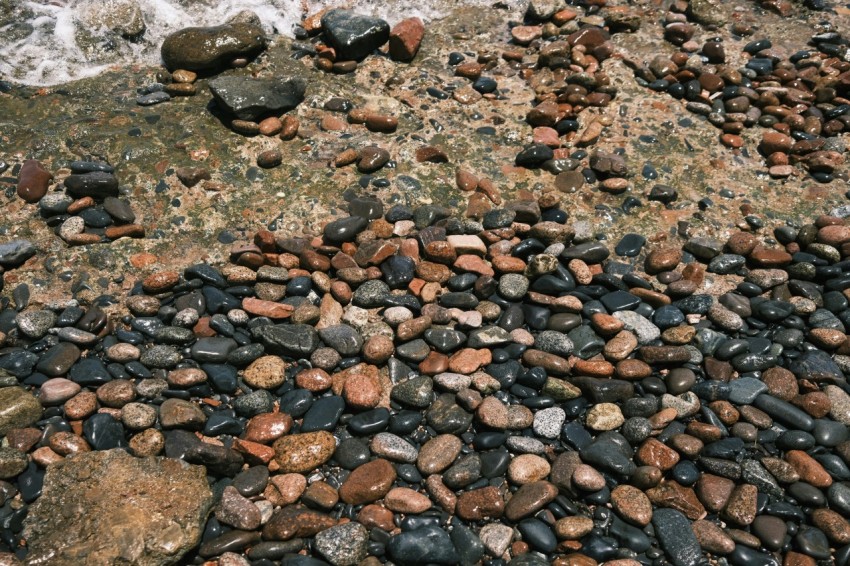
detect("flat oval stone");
top-left (273, 431), bottom-right (336, 473)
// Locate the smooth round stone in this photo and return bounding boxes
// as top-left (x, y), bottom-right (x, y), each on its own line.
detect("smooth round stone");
top-left (204, 413), bottom-right (243, 436)
top-left (334, 438), bottom-right (371, 470)
top-left (533, 407), bottom-right (566, 439)
top-left (515, 144), bottom-right (555, 168)
top-left (79, 207), bottom-right (112, 228)
top-left (615, 233), bottom-right (646, 257)
top-left (301, 396), bottom-right (345, 432)
top-left (387, 525), bottom-right (459, 564)
top-left (233, 390), bottom-right (275, 417)
top-left (480, 449), bottom-right (510, 478)
top-left (653, 305), bottom-right (685, 329)
top-left (709, 254), bottom-right (746, 274)
top-left (788, 482), bottom-right (826, 507)
top-left (728, 377), bottom-right (768, 404)
top-left (795, 527), bottom-right (832, 559)
top-left (728, 544), bottom-right (780, 566)
top-left (827, 483), bottom-right (850, 515)
top-left (370, 432), bottom-right (418, 463)
top-left (16, 310), bottom-right (56, 339)
top-left (39, 193), bottom-right (73, 215)
top-left (483, 209), bottom-right (516, 229)
top-left (671, 460), bottom-right (700, 486)
top-left (424, 328), bottom-right (466, 353)
top-left (814, 419), bottom-right (849, 447)
top-left (69, 358), bottom-right (112, 386)
top-left (652, 508), bottom-right (703, 566)
top-left (121, 402), bottom-right (158, 430)
top-left (38, 377), bottom-right (81, 405)
top-left (324, 216), bottom-right (368, 243)
top-left (318, 324), bottom-right (363, 356)
top-left (191, 337), bottom-right (238, 363)
top-left (498, 274), bottom-right (529, 300)
top-left (777, 431), bottom-right (816, 451)
top-left (348, 408), bottom-right (391, 435)
top-left (140, 345), bottom-right (181, 368)
top-left (581, 534), bottom-right (619, 561)
top-left (391, 376), bottom-right (434, 408)
top-left (103, 197), bottom-right (136, 223)
top-left (35, 343), bottom-right (81, 378)
top-left (352, 280), bottom-right (391, 308)
top-left (665, 368), bottom-right (695, 395)
top-left (518, 519), bottom-right (557, 553)
top-left (84, 413), bottom-right (126, 450)
top-left (389, 410), bottom-right (422, 435)
top-left (0, 447), bottom-right (27, 479)
top-left (622, 417), bottom-right (652, 444)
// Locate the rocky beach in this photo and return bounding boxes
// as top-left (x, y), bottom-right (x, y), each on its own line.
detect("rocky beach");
top-left (4, 0), bottom-right (850, 565)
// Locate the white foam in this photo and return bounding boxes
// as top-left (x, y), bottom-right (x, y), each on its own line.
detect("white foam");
top-left (0, 0), bottom-right (527, 87)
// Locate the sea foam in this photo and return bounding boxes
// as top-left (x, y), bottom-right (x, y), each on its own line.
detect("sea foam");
top-left (0, 0), bottom-right (526, 86)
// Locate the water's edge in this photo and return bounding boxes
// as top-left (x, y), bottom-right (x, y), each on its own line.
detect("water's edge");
top-left (0, 0), bottom-right (527, 86)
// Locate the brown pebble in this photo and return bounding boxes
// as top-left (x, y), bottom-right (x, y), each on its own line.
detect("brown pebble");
top-left (257, 149), bottom-right (282, 169)
top-left (611, 485), bottom-right (652, 526)
top-left (17, 159), bottom-right (53, 203)
top-left (456, 486), bottom-right (505, 521)
top-left (338, 459), bottom-right (396, 505)
top-left (258, 117), bottom-right (283, 136)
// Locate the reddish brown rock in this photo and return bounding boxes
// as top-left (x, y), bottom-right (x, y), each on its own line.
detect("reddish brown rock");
top-left (384, 487), bottom-right (432, 514)
top-left (722, 484), bottom-right (757, 526)
top-left (357, 504), bottom-right (395, 531)
top-left (17, 159), bottom-right (52, 203)
top-left (812, 508), bottom-right (850, 544)
top-left (342, 368), bottom-right (382, 410)
top-left (635, 438), bottom-right (680, 470)
top-left (244, 412), bottom-right (292, 444)
top-left (695, 474), bottom-right (735, 513)
top-left (142, 271), bottom-right (179, 293)
top-left (611, 485), bottom-right (652, 526)
top-left (105, 224), bottom-right (145, 239)
top-left (273, 431), bottom-right (335, 473)
top-left (760, 131), bottom-right (793, 154)
top-left (504, 481), bottom-right (558, 521)
top-left (389, 17), bottom-right (424, 62)
top-left (456, 486), bottom-right (505, 521)
top-left (786, 450), bottom-right (833, 487)
top-left (262, 506), bottom-right (336, 541)
top-left (241, 297), bottom-right (294, 319)
top-left (338, 459), bottom-right (396, 505)
top-left (645, 248), bottom-right (682, 274)
top-left (647, 481), bottom-right (707, 520)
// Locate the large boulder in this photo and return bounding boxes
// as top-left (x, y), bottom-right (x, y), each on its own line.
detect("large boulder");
top-left (320, 10), bottom-right (389, 61)
top-left (160, 22), bottom-right (267, 71)
top-left (24, 449), bottom-right (213, 565)
top-left (209, 76), bottom-right (306, 121)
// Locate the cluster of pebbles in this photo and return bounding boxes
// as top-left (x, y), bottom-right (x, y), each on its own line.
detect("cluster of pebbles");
top-left (628, 1), bottom-right (850, 182)
top-left (3, 191), bottom-right (850, 566)
top-left (14, 159), bottom-right (144, 246)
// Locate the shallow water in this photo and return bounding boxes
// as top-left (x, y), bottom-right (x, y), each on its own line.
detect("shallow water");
top-left (0, 0), bottom-right (526, 86)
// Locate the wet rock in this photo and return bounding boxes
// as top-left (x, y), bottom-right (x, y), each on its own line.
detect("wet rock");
top-left (314, 522), bottom-right (369, 566)
top-left (321, 10), bottom-right (390, 61)
top-left (161, 22), bottom-right (267, 71)
top-left (389, 17), bottom-right (425, 62)
top-left (17, 159), bottom-right (52, 203)
top-left (24, 449), bottom-right (213, 565)
top-left (210, 76), bottom-right (306, 121)
top-left (0, 387), bottom-right (43, 435)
